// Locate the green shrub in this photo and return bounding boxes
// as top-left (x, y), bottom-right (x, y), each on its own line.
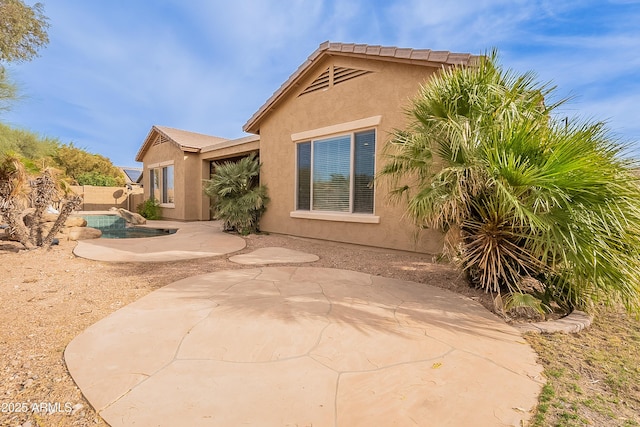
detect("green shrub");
top-left (203, 154), bottom-right (269, 235)
top-left (76, 170), bottom-right (119, 186)
top-left (137, 198), bottom-right (161, 220)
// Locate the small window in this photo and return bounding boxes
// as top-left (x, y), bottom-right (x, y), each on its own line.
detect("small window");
top-left (149, 165), bottom-right (174, 206)
top-left (296, 129), bottom-right (375, 214)
top-left (162, 165), bottom-right (174, 204)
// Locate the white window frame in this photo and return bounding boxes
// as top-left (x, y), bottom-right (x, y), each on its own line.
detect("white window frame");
top-left (290, 117), bottom-right (380, 224)
top-left (148, 161), bottom-right (175, 208)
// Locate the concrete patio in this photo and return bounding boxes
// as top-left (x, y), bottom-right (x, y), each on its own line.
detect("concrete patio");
top-left (65, 266), bottom-right (544, 426)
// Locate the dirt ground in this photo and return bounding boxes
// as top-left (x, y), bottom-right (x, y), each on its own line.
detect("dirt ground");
top-left (3, 230), bottom-right (638, 427)
top-left (1, 231), bottom-right (494, 427)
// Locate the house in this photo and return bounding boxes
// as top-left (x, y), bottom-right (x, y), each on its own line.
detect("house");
top-left (135, 126), bottom-right (259, 221)
top-left (135, 42), bottom-right (475, 253)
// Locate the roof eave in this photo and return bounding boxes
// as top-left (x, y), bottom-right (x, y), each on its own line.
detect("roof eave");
top-left (242, 41), bottom-right (476, 134)
top-left (134, 125), bottom-right (160, 162)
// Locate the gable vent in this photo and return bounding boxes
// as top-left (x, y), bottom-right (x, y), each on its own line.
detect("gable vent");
top-left (299, 66), bottom-right (372, 97)
top-left (153, 134), bottom-right (171, 146)
top-left (300, 67), bottom-right (330, 95)
top-left (333, 66), bottom-right (370, 85)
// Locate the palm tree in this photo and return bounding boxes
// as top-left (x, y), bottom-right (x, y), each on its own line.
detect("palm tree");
top-left (380, 50), bottom-right (640, 313)
top-left (203, 153), bottom-right (269, 235)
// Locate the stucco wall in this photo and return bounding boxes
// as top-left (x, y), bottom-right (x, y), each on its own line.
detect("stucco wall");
top-left (257, 55), bottom-right (443, 253)
top-left (71, 185), bottom-right (143, 211)
top-left (142, 139), bottom-right (189, 220)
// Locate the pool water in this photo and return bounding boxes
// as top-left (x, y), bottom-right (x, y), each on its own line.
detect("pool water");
top-left (79, 215), bottom-right (177, 239)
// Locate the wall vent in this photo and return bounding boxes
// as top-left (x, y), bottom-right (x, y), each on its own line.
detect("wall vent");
top-left (153, 134), bottom-right (170, 146)
top-left (299, 66), bottom-right (372, 97)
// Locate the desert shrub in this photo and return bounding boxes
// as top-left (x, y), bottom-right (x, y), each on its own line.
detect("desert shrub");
top-left (136, 198), bottom-right (161, 220)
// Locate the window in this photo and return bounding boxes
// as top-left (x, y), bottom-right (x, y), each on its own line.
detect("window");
top-left (162, 165), bottom-right (174, 204)
top-left (296, 129), bottom-right (375, 214)
top-left (149, 164), bottom-right (174, 206)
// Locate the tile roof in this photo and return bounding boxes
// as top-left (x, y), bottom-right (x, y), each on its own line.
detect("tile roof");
top-left (155, 126), bottom-right (228, 150)
top-left (243, 41), bottom-right (477, 134)
top-left (135, 125), bottom-right (228, 161)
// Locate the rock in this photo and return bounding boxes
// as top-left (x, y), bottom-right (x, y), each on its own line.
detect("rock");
top-left (64, 216), bottom-right (87, 227)
top-left (67, 227), bottom-right (102, 241)
top-left (71, 403), bottom-right (84, 415)
top-left (39, 214), bottom-right (87, 227)
top-left (117, 208), bottom-right (146, 225)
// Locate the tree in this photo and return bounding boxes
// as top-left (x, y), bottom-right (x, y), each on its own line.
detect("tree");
top-left (53, 143), bottom-right (125, 186)
top-left (0, 67), bottom-right (17, 112)
top-left (380, 50), bottom-right (640, 313)
top-left (203, 154), bottom-right (269, 234)
top-left (0, 0), bottom-right (49, 63)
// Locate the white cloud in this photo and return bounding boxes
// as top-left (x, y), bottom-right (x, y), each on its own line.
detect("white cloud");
top-left (3, 0), bottom-right (640, 164)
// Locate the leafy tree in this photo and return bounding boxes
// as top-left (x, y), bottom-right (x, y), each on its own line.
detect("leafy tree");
top-left (203, 154), bottom-right (269, 234)
top-left (0, 67), bottom-right (17, 112)
top-left (0, 0), bottom-right (49, 63)
top-left (76, 170), bottom-right (120, 187)
top-left (380, 50), bottom-right (640, 313)
top-left (53, 143), bottom-right (125, 186)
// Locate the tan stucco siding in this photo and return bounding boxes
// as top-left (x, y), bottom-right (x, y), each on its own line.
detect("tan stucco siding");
top-left (258, 56), bottom-right (443, 253)
top-left (182, 152), bottom-right (203, 220)
top-left (142, 141), bottom-right (187, 220)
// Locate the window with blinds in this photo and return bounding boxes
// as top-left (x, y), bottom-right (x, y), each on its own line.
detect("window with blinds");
top-left (296, 129), bottom-right (376, 214)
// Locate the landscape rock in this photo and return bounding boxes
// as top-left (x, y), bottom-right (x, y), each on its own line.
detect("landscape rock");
top-left (64, 216), bottom-right (87, 227)
top-left (40, 214), bottom-right (87, 227)
top-left (67, 227), bottom-right (102, 241)
top-left (117, 208), bottom-right (146, 225)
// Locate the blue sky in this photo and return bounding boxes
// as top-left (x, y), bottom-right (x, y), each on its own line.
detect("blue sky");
top-left (3, 0), bottom-right (640, 166)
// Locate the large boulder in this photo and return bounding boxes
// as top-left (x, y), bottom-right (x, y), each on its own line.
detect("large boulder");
top-left (39, 213), bottom-right (87, 227)
top-left (117, 208), bottom-right (146, 225)
top-left (67, 226), bottom-right (102, 241)
top-left (64, 216), bottom-right (87, 227)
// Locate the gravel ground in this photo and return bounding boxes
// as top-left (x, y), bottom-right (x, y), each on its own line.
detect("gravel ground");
top-left (0, 230), bottom-right (492, 427)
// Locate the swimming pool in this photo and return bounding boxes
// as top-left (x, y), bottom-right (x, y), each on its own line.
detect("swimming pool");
top-left (79, 215), bottom-right (177, 239)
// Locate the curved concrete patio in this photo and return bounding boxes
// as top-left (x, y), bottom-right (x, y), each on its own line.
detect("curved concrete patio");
top-left (73, 220), bottom-right (245, 262)
top-left (65, 267), bottom-right (544, 427)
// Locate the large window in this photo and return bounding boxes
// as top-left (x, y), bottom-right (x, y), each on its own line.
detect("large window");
top-left (149, 164), bottom-right (174, 205)
top-left (296, 129), bottom-right (375, 214)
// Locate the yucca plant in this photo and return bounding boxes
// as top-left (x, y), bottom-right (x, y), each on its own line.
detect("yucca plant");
top-left (203, 153), bottom-right (269, 235)
top-left (1, 154), bottom-right (82, 249)
top-left (380, 50), bottom-right (640, 313)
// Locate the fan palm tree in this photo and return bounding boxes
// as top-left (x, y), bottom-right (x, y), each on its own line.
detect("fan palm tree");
top-left (204, 153), bottom-right (269, 235)
top-left (380, 50), bottom-right (640, 313)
